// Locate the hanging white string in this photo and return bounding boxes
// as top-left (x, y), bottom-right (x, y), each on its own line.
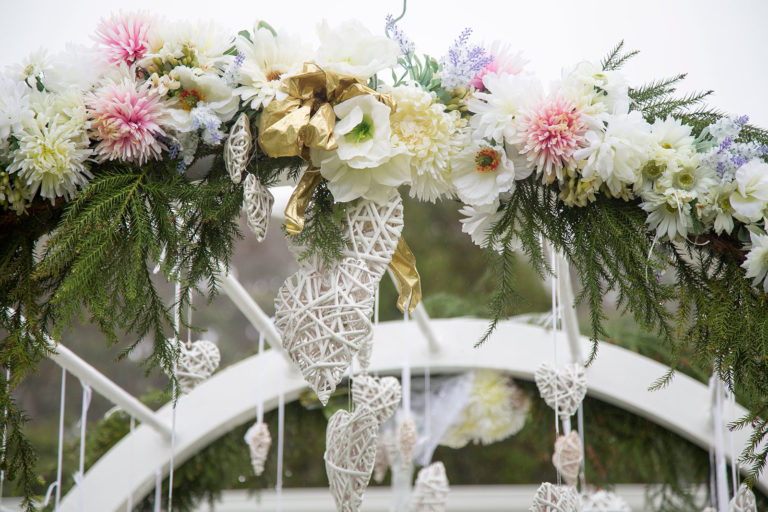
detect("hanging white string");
top-left (0, 366), bottom-right (10, 505)
top-left (256, 330), bottom-right (265, 424)
top-left (726, 375), bottom-right (739, 496)
top-left (709, 448), bottom-right (718, 510)
top-left (55, 367), bottom-right (66, 511)
top-left (127, 416), bottom-right (135, 512)
top-left (168, 279), bottom-right (181, 512)
top-left (276, 378), bottom-right (285, 512)
top-left (154, 468), bottom-right (162, 512)
top-left (76, 382), bottom-right (92, 512)
top-left (577, 402), bottom-right (585, 486)
top-left (424, 365), bottom-right (431, 451)
top-left (550, 245), bottom-right (561, 439)
top-left (711, 376), bottom-right (729, 512)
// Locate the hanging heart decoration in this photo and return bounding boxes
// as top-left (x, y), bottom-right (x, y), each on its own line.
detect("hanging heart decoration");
top-left (534, 362), bottom-right (588, 417)
top-left (352, 376), bottom-right (402, 424)
top-left (729, 483), bottom-right (757, 512)
top-left (174, 339), bottom-right (221, 393)
top-left (530, 483), bottom-right (581, 512)
top-left (552, 431), bottom-right (582, 486)
top-left (243, 421), bottom-right (272, 476)
top-left (410, 461), bottom-right (450, 512)
top-left (243, 173), bottom-right (274, 242)
top-left (274, 257), bottom-right (375, 405)
top-left (399, 415), bottom-right (418, 469)
top-left (324, 405), bottom-right (379, 512)
top-left (580, 489), bottom-right (631, 512)
top-left (224, 112), bottom-right (251, 184)
top-left (372, 432), bottom-right (390, 484)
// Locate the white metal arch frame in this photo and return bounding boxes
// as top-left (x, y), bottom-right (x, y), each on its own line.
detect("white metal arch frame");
top-left (59, 317), bottom-right (768, 511)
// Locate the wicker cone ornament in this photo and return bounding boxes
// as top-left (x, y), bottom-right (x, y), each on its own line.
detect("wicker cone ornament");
top-left (410, 461), bottom-right (450, 512)
top-left (729, 483), bottom-right (757, 512)
top-left (552, 431), bottom-right (583, 486)
top-left (530, 483), bottom-right (582, 512)
top-left (224, 113), bottom-right (251, 184)
top-left (275, 257), bottom-right (375, 405)
top-left (535, 363), bottom-right (588, 417)
top-left (399, 415), bottom-right (418, 468)
top-left (175, 340), bottom-right (221, 393)
top-left (372, 433), bottom-right (390, 483)
top-left (352, 376), bottom-right (402, 424)
top-left (580, 489), bottom-right (631, 512)
top-left (243, 174), bottom-right (274, 242)
top-left (244, 422), bottom-right (271, 476)
top-left (324, 406), bottom-right (379, 512)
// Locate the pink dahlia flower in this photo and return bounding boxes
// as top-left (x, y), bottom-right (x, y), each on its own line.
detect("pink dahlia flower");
top-left (88, 76), bottom-right (167, 164)
top-left (95, 12), bottom-right (153, 65)
top-left (515, 96), bottom-right (587, 183)
top-left (470, 41), bottom-right (526, 91)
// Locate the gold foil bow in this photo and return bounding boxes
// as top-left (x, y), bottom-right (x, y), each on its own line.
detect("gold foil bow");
top-left (258, 62), bottom-right (395, 162)
top-left (284, 170), bottom-right (323, 235)
top-left (389, 237), bottom-right (422, 313)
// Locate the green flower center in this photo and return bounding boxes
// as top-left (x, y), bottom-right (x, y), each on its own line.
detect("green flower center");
top-left (474, 148), bottom-right (500, 173)
top-left (642, 160), bottom-right (664, 180)
top-left (661, 142), bottom-right (673, 149)
top-left (344, 114), bottom-right (375, 144)
top-left (674, 169), bottom-right (696, 190)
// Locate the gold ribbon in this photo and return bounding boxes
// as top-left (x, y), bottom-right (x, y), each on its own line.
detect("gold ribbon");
top-left (388, 237), bottom-right (422, 313)
top-left (284, 170), bottom-right (323, 235)
top-left (258, 62), bottom-right (395, 162)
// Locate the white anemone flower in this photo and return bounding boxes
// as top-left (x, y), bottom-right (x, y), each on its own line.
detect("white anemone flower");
top-left (730, 159), bottom-right (768, 222)
top-left (467, 72), bottom-right (541, 144)
top-left (452, 137), bottom-right (516, 206)
top-left (315, 20), bottom-right (399, 81)
top-left (166, 66), bottom-right (238, 133)
top-left (458, 200), bottom-right (509, 252)
top-left (235, 27), bottom-right (310, 110)
top-left (742, 232), bottom-right (768, 293)
top-left (573, 111), bottom-right (651, 197)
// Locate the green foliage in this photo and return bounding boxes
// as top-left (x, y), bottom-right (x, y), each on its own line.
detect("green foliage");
top-left (600, 40), bottom-right (639, 71)
top-left (291, 181), bottom-right (348, 267)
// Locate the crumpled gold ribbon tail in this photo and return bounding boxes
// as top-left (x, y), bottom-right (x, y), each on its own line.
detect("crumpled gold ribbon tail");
top-left (284, 170), bottom-right (323, 235)
top-left (389, 237), bottom-right (422, 313)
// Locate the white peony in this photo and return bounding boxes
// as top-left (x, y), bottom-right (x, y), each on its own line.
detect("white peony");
top-left (467, 72), bottom-right (541, 144)
top-left (235, 27), bottom-right (310, 110)
top-left (0, 77), bottom-right (33, 142)
top-left (165, 66), bottom-right (238, 134)
top-left (315, 20), bottom-right (399, 80)
top-left (730, 159), bottom-right (768, 222)
top-left (387, 83), bottom-right (466, 202)
top-left (742, 232), bottom-right (768, 293)
top-left (452, 136), bottom-right (516, 206)
top-left (573, 111), bottom-right (651, 197)
top-left (315, 94), bottom-right (410, 204)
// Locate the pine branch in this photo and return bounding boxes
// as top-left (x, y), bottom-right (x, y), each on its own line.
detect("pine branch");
top-left (601, 40), bottom-right (639, 71)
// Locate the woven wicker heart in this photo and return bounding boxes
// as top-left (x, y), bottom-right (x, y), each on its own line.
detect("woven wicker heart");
top-left (552, 431), bottom-right (582, 486)
top-left (324, 406), bottom-right (379, 512)
top-left (275, 257), bottom-right (375, 405)
top-left (729, 483), bottom-right (757, 512)
top-left (175, 340), bottom-right (220, 393)
top-left (530, 483), bottom-right (581, 512)
top-left (580, 489), bottom-right (631, 512)
top-left (534, 362), bottom-right (587, 417)
top-left (243, 173), bottom-right (274, 242)
top-left (342, 193), bottom-right (404, 282)
top-left (410, 461), bottom-right (450, 512)
top-left (224, 112), bottom-right (251, 184)
top-left (243, 422), bottom-right (271, 476)
top-left (352, 376), bottom-right (402, 424)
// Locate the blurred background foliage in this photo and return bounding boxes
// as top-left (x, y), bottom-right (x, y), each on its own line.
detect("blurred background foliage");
top-left (8, 192), bottom-right (765, 510)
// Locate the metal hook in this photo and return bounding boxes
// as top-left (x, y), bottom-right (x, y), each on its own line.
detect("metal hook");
top-left (385, 0), bottom-right (408, 38)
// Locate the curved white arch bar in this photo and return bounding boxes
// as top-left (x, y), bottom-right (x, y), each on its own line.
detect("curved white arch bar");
top-left (60, 318), bottom-right (767, 511)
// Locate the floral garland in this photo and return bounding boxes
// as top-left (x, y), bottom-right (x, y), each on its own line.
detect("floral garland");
top-left (2, 11), bottom-right (768, 503)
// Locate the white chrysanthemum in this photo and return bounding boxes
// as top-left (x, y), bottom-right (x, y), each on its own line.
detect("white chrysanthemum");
top-left (0, 77), bottom-right (33, 142)
top-left (9, 117), bottom-right (92, 202)
top-left (458, 200), bottom-right (507, 252)
top-left (29, 88), bottom-right (90, 139)
top-left (141, 19), bottom-right (233, 73)
top-left (441, 371), bottom-right (530, 448)
top-left (742, 232), bottom-right (768, 293)
top-left (9, 48), bottom-right (53, 88)
top-left (315, 95), bottom-right (410, 204)
top-left (559, 61), bottom-right (629, 119)
top-left (315, 19), bottom-right (399, 81)
top-left (637, 117), bottom-right (699, 187)
top-left (573, 111), bottom-right (651, 197)
top-left (697, 181), bottom-right (737, 235)
top-left (452, 136), bottom-right (515, 206)
top-left (166, 66), bottom-right (238, 133)
top-left (640, 190), bottom-right (692, 241)
top-left (387, 83), bottom-right (466, 202)
top-left (467, 72), bottom-right (541, 144)
top-left (730, 159), bottom-right (768, 222)
top-left (44, 44), bottom-right (106, 93)
top-left (235, 27), bottom-right (310, 110)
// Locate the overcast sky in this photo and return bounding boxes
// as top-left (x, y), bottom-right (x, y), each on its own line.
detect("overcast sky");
top-left (1, 0), bottom-right (766, 125)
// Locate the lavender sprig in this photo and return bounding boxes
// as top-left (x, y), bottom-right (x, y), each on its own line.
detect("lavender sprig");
top-left (440, 28), bottom-right (492, 91)
top-left (385, 14), bottom-right (414, 56)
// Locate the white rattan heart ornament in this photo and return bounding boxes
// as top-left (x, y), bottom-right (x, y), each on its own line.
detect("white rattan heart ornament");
top-left (534, 362), bottom-right (587, 417)
top-left (274, 257), bottom-right (375, 405)
top-left (243, 421), bottom-right (271, 476)
top-left (580, 489), bottom-right (631, 512)
top-left (324, 405), bottom-right (379, 512)
top-left (530, 483), bottom-right (581, 512)
top-left (224, 112), bottom-right (251, 184)
top-left (552, 431), bottom-right (582, 486)
top-left (243, 173), bottom-right (274, 242)
top-left (352, 376), bottom-right (402, 424)
top-left (175, 339), bottom-right (221, 393)
top-left (410, 461), bottom-right (450, 512)
top-left (729, 483), bottom-right (757, 512)
top-left (399, 415), bottom-right (418, 468)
